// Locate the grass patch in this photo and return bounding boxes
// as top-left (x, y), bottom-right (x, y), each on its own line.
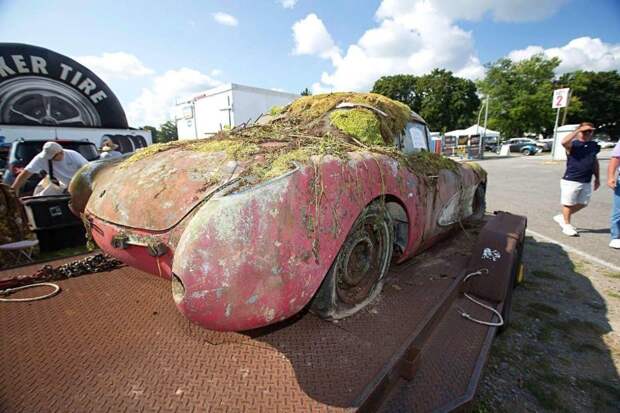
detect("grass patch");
top-left (526, 302), bottom-right (559, 317)
top-left (576, 378), bottom-right (620, 410)
top-left (531, 270), bottom-right (561, 280)
top-left (35, 244), bottom-right (90, 263)
top-left (570, 342), bottom-right (605, 354)
top-left (525, 380), bottom-right (562, 411)
top-left (551, 318), bottom-right (607, 336)
top-left (536, 323), bottom-right (555, 343)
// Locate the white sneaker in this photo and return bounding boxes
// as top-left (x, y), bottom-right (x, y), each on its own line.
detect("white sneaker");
top-left (553, 214), bottom-right (566, 228)
top-left (610, 239), bottom-right (620, 249)
top-left (562, 224), bottom-right (578, 236)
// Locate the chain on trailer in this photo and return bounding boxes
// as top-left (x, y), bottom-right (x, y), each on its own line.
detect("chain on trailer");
top-left (0, 253), bottom-right (123, 302)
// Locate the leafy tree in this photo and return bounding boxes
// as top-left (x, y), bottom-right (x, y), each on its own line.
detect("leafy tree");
top-left (142, 125), bottom-right (159, 143)
top-left (141, 121), bottom-right (178, 144)
top-left (158, 120), bottom-right (178, 143)
top-left (557, 70), bottom-right (620, 138)
top-left (300, 87), bottom-right (312, 96)
top-left (371, 70), bottom-right (479, 131)
top-left (477, 55), bottom-right (559, 138)
top-left (371, 74), bottom-right (421, 112)
top-left (416, 69), bottom-right (480, 132)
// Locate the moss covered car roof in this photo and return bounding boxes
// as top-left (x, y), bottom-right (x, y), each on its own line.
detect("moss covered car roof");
top-left (120, 93), bottom-right (455, 181)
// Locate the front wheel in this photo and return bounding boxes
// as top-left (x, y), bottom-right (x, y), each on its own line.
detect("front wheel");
top-left (310, 200), bottom-right (394, 320)
top-left (521, 148), bottom-right (532, 156)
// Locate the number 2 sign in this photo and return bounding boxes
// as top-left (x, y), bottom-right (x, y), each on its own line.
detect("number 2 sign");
top-left (552, 88), bottom-right (570, 108)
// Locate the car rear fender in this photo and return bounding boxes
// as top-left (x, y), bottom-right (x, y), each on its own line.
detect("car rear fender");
top-left (171, 153), bottom-right (425, 331)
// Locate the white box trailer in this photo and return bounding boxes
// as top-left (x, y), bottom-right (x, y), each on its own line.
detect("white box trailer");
top-left (551, 124), bottom-right (578, 161)
top-left (0, 124), bottom-right (152, 153)
top-left (176, 83), bottom-right (298, 140)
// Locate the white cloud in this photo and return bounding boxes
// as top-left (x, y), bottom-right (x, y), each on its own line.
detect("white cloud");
top-left (210, 68), bottom-right (223, 77)
top-left (292, 13), bottom-right (340, 60)
top-left (127, 68), bottom-right (222, 126)
top-left (376, 0), bottom-right (567, 22)
top-left (76, 52), bottom-right (154, 82)
top-left (301, 2), bottom-right (486, 92)
top-left (296, 0), bottom-right (571, 92)
top-left (212, 12), bottom-right (238, 27)
top-left (279, 0), bottom-right (298, 9)
top-left (508, 37), bottom-right (620, 74)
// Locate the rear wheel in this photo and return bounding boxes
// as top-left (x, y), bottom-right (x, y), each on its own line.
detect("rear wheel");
top-left (310, 200), bottom-right (394, 320)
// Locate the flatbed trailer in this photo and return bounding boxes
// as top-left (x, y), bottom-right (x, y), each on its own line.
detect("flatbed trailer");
top-left (0, 212), bottom-right (526, 412)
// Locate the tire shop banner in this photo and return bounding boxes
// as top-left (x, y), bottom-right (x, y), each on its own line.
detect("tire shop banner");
top-left (0, 43), bottom-right (128, 128)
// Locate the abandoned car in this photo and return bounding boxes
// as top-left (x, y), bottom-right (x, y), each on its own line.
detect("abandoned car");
top-left (70, 93), bottom-right (486, 331)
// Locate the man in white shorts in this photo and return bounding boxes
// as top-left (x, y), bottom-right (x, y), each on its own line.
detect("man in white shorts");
top-left (553, 123), bottom-right (600, 236)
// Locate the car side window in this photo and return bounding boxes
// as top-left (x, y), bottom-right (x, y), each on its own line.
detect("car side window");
top-left (402, 122), bottom-right (429, 154)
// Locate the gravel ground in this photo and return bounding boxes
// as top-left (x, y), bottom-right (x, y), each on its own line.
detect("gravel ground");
top-left (469, 151), bottom-right (620, 411)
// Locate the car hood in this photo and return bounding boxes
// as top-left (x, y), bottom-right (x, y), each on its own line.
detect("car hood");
top-left (86, 146), bottom-right (244, 231)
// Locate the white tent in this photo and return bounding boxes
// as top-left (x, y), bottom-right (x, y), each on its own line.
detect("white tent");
top-left (445, 124), bottom-right (500, 138)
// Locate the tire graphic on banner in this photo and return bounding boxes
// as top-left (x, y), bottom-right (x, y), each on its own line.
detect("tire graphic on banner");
top-left (0, 43), bottom-right (128, 128)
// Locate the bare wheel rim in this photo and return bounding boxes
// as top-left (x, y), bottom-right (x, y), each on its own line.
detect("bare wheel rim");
top-left (0, 77), bottom-right (101, 126)
top-left (336, 215), bottom-right (389, 305)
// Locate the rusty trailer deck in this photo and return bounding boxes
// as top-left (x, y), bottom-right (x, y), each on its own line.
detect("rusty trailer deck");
top-left (0, 227), bottom-right (510, 412)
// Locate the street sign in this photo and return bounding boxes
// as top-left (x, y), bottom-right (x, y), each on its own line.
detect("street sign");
top-left (552, 88), bottom-right (570, 108)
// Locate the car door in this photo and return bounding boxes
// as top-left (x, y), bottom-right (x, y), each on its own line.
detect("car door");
top-left (398, 121), bottom-right (465, 242)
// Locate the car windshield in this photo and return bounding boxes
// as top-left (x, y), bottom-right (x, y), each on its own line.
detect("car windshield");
top-left (15, 141), bottom-right (100, 163)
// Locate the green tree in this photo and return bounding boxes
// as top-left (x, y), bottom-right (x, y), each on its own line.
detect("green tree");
top-left (416, 69), bottom-right (480, 132)
top-left (371, 74), bottom-right (420, 111)
top-left (300, 87), bottom-right (312, 96)
top-left (557, 70), bottom-right (620, 138)
top-left (372, 71), bottom-right (479, 131)
top-left (158, 120), bottom-right (178, 143)
top-left (142, 125), bottom-right (159, 143)
top-left (477, 55), bottom-right (559, 138)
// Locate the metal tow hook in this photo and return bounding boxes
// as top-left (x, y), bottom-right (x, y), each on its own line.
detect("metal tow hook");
top-left (147, 242), bottom-right (168, 257)
top-left (111, 234), bottom-right (129, 249)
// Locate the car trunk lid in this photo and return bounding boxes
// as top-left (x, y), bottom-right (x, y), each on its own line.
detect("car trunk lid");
top-left (86, 146), bottom-right (242, 231)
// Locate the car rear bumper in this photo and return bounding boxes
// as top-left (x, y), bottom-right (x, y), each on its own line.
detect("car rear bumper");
top-left (87, 215), bottom-right (174, 280)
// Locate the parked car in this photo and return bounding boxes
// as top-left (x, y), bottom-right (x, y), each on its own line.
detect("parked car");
top-left (71, 93), bottom-right (487, 331)
top-left (535, 138), bottom-right (554, 151)
top-left (594, 138), bottom-right (616, 149)
top-left (2, 139), bottom-right (100, 196)
top-left (503, 138), bottom-right (542, 155)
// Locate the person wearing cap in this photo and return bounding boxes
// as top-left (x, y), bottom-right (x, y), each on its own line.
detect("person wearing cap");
top-left (99, 139), bottom-right (122, 160)
top-left (11, 141), bottom-right (88, 196)
top-left (553, 122), bottom-right (600, 236)
top-left (607, 140), bottom-right (620, 249)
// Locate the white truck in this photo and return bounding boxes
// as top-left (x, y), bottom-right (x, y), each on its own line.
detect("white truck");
top-left (175, 83), bottom-right (298, 139)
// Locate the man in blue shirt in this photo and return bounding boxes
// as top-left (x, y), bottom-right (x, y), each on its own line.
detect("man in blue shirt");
top-left (553, 123), bottom-right (600, 236)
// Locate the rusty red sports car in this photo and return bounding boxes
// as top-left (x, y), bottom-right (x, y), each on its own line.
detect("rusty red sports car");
top-left (70, 93), bottom-right (486, 331)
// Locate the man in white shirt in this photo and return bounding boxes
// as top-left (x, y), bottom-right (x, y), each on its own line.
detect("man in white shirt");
top-left (99, 139), bottom-right (123, 160)
top-left (11, 141), bottom-right (88, 196)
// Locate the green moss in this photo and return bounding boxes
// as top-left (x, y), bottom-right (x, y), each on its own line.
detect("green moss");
top-left (115, 93), bottom-right (468, 184)
top-left (329, 108), bottom-right (383, 145)
top-left (269, 105), bottom-right (284, 116)
top-left (285, 92), bottom-right (412, 143)
top-left (403, 150), bottom-right (459, 176)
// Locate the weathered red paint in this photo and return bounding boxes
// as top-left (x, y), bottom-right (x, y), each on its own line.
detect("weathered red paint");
top-left (80, 146), bottom-right (484, 331)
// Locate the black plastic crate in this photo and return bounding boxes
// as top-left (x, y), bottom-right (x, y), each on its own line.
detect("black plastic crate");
top-left (21, 195), bottom-right (82, 230)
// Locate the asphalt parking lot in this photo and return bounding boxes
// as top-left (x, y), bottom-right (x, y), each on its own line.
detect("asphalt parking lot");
top-left (478, 149), bottom-right (619, 269)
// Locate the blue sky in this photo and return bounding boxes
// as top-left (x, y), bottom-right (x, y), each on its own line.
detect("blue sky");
top-left (1, 0), bottom-right (618, 126)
